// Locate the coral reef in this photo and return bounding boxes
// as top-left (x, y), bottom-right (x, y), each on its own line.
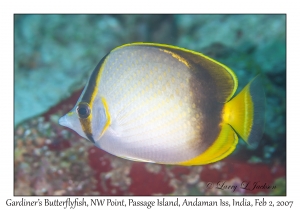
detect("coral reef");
top-left (14, 14), bottom-right (286, 195)
top-left (14, 89), bottom-right (286, 195)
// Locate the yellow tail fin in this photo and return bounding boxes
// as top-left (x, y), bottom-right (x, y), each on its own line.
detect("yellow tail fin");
top-left (223, 75), bottom-right (265, 147)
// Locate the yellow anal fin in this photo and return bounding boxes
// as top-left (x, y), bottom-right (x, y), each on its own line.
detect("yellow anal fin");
top-left (178, 124), bottom-right (238, 166)
top-left (222, 75), bottom-right (265, 147)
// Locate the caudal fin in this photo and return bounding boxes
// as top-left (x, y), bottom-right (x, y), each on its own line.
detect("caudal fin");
top-left (222, 75), bottom-right (265, 147)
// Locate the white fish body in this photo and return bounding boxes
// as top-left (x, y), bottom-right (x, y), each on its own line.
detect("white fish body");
top-left (59, 43), bottom-right (265, 165)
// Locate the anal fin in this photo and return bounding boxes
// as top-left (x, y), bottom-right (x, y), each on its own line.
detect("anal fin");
top-left (178, 124), bottom-right (238, 166)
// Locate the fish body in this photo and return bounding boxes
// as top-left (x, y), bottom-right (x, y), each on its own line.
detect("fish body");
top-left (59, 43), bottom-right (265, 165)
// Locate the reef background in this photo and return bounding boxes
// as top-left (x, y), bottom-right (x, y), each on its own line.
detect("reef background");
top-left (14, 14), bottom-right (286, 195)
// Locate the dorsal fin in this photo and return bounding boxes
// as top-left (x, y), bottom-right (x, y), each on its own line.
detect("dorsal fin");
top-left (116, 42), bottom-right (238, 103)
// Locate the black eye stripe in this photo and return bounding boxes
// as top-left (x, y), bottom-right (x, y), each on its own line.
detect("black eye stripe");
top-left (76, 102), bottom-right (91, 119)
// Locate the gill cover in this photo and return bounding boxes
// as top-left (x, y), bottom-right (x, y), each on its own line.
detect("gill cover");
top-left (59, 52), bottom-right (111, 143)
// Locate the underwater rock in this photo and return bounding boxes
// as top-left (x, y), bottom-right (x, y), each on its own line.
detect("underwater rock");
top-left (14, 14), bottom-right (286, 195)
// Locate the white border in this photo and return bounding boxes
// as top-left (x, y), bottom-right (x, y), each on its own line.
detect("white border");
top-left (1, 1), bottom-right (297, 209)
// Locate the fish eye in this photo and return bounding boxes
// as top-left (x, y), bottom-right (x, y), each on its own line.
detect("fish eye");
top-left (76, 102), bottom-right (91, 119)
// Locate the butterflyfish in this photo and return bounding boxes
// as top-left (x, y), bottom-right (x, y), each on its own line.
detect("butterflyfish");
top-left (59, 42), bottom-right (265, 166)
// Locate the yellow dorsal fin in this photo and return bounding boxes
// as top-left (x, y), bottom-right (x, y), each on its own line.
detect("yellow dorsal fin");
top-left (116, 42), bottom-right (238, 103)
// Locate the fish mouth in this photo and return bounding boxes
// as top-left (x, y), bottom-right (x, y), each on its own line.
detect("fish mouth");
top-left (58, 115), bottom-right (70, 128)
